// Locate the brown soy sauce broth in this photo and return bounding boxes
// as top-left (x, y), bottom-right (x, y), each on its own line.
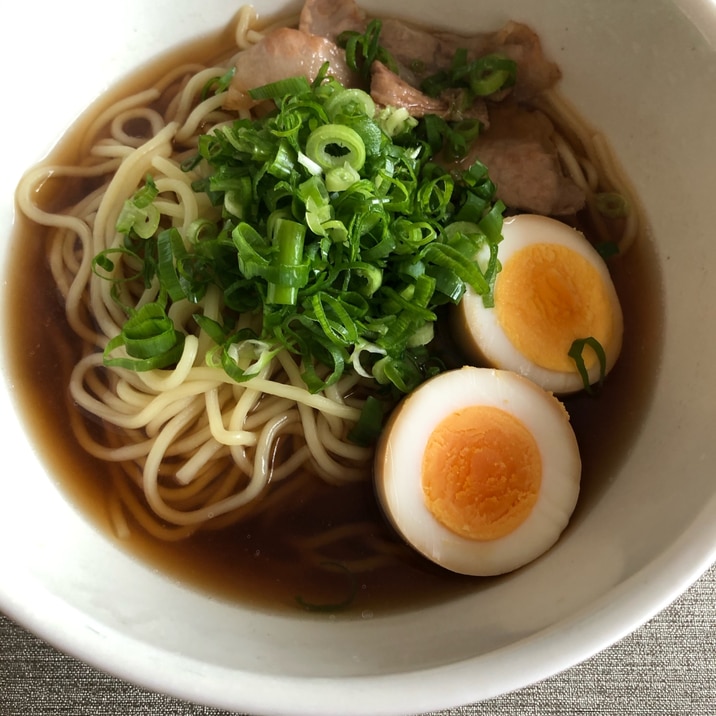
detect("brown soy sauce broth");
top-left (7, 230), bottom-right (475, 612)
top-left (5, 19), bottom-right (664, 615)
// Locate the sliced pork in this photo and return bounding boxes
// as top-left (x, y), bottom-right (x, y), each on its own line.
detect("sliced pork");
top-left (455, 103), bottom-right (585, 216)
top-left (298, 0), bottom-right (367, 42)
top-left (435, 22), bottom-right (561, 102)
top-left (228, 1), bottom-right (580, 217)
top-left (299, 0), bottom-right (560, 100)
top-left (225, 27), bottom-right (359, 110)
top-left (370, 61), bottom-right (489, 124)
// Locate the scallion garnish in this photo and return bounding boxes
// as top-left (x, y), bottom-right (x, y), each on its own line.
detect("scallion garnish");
top-left (248, 75), bottom-right (312, 102)
top-left (421, 51), bottom-right (517, 100)
top-left (101, 72), bottom-right (505, 396)
top-left (347, 395), bottom-right (385, 446)
top-left (305, 124), bottom-right (366, 172)
top-left (103, 302), bottom-right (185, 371)
top-left (115, 175), bottom-right (160, 239)
top-left (337, 19), bottom-right (399, 80)
top-left (596, 241), bottom-right (620, 260)
top-left (595, 192), bottom-right (629, 219)
top-left (201, 66), bottom-right (236, 100)
top-left (568, 336), bottom-right (607, 395)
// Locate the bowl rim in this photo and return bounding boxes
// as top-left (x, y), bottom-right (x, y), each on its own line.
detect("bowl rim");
top-left (2, 498), bottom-right (714, 715)
top-left (2, 0), bottom-right (716, 713)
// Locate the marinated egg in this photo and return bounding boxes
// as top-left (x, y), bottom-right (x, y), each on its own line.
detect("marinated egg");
top-left (374, 366), bottom-right (581, 576)
top-left (454, 214), bottom-right (623, 394)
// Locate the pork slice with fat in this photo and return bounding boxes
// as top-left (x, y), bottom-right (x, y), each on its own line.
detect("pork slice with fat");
top-left (298, 0), bottom-right (366, 41)
top-left (435, 21), bottom-right (561, 101)
top-left (377, 20), bottom-right (561, 101)
top-left (297, 0), bottom-right (560, 101)
top-left (456, 102), bottom-right (584, 216)
top-left (225, 27), bottom-right (359, 110)
top-left (370, 61), bottom-right (489, 124)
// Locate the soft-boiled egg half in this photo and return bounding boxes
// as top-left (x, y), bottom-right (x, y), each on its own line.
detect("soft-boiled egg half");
top-left (454, 214), bottom-right (623, 394)
top-left (374, 366), bottom-right (581, 576)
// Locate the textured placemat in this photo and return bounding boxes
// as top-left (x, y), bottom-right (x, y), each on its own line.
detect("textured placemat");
top-left (1, 563), bottom-right (714, 716)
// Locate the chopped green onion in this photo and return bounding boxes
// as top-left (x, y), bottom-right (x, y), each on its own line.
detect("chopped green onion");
top-left (91, 246), bottom-right (152, 295)
top-left (324, 88), bottom-right (376, 121)
top-left (372, 354), bottom-right (424, 393)
top-left (95, 70), bottom-right (507, 396)
top-left (348, 262), bottom-right (382, 296)
top-left (157, 228), bottom-right (188, 302)
top-left (347, 395), bottom-right (384, 446)
top-left (201, 66), bottom-right (236, 99)
top-left (104, 302), bottom-right (185, 371)
top-left (422, 115), bottom-right (483, 161)
top-left (568, 336), bottom-right (607, 394)
top-left (597, 241), bottom-right (620, 260)
top-left (421, 51), bottom-right (517, 99)
top-left (467, 54), bottom-right (517, 95)
top-left (248, 76), bottom-right (312, 101)
top-left (305, 124), bottom-right (366, 173)
top-left (308, 292), bottom-right (359, 346)
top-left (325, 162), bottom-right (361, 192)
top-left (406, 321), bottom-right (434, 347)
top-left (222, 334), bottom-right (281, 381)
top-left (297, 151), bottom-right (323, 176)
top-left (193, 314), bottom-right (229, 345)
top-left (116, 176), bottom-right (161, 239)
top-left (93, 252), bottom-right (115, 274)
top-left (266, 218), bottom-right (308, 305)
top-left (129, 175), bottom-right (158, 209)
top-left (596, 192), bottom-right (629, 219)
top-left (424, 242), bottom-right (489, 295)
top-left (337, 19), bottom-right (398, 81)
top-left (232, 222), bottom-right (271, 281)
top-left (376, 106), bottom-right (418, 138)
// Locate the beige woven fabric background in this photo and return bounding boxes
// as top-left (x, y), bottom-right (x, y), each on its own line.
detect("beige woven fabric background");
top-left (1, 563), bottom-right (714, 716)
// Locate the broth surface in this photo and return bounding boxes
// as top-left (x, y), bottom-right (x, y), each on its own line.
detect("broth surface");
top-left (4, 20), bottom-right (664, 615)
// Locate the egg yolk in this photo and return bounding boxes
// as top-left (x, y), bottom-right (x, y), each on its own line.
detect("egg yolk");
top-left (422, 406), bottom-right (542, 541)
top-left (495, 243), bottom-right (613, 372)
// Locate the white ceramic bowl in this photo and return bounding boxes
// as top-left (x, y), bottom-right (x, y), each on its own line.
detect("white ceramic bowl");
top-left (1, 1), bottom-right (715, 714)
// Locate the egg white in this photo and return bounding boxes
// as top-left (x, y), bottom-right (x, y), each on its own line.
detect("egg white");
top-left (454, 214), bottom-right (624, 394)
top-left (374, 366), bottom-right (581, 576)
